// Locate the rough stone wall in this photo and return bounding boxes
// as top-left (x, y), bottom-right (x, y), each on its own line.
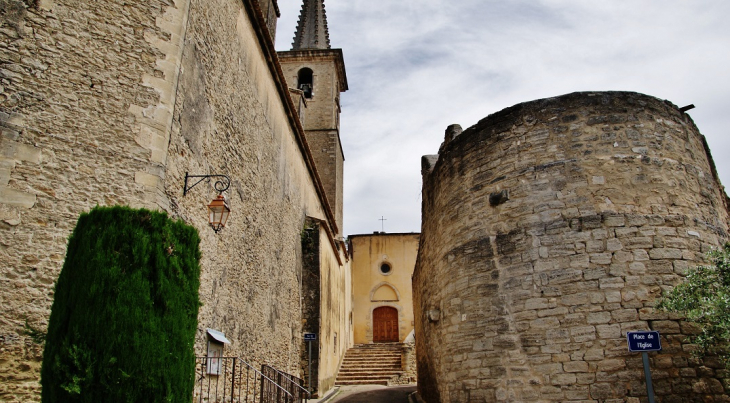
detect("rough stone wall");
top-left (316, 227), bottom-right (351, 396)
top-left (414, 92), bottom-right (730, 402)
top-left (0, 0), bottom-right (350, 400)
top-left (256, 0), bottom-right (279, 41)
top-left (0, 0), bottom-right (188, 400)
top-left (301, 219), bottom-right (322, 394)
top-left (278, 52), bottom-right (346, 235)
top-left (306, 129), bottom-right (343, 234)
top-left (163, 0), bottom-right (349, 378)
top-left (278, 55), bottom-right (342, 131)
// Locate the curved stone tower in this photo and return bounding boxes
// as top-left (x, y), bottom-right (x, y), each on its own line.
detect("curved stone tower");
top-left (414, 92), bottom-right (730, 402)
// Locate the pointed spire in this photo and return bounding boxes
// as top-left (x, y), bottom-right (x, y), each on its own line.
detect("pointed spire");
top-left (291, 0), bottom-right (331, 50)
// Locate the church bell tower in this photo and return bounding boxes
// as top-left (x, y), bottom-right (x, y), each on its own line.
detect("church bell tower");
top-left (278, 0), bottom-right (348, 237)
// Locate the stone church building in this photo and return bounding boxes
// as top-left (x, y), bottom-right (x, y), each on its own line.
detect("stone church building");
top-left (0, 0), bottom-right (354, 400)
top-left (349, 232), bottom-right (420, 345)
top-left (2, 0), bottom-right (730, 401)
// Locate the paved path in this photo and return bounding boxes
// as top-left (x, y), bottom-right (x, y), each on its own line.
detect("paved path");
top-left (327, 385), bottom-right (416, 403)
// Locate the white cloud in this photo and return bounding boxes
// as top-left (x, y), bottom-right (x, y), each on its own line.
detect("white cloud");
top-left (276, 0), bottom-right (730, 236)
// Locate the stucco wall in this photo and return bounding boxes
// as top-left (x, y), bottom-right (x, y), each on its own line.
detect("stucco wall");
top-left (350, 233), bottom-right (420, 344)
top-left (414, 92), bottom-right (730, 402)
top-left (0, 0), bottom-right (349, 400)
top-left (315, 228), bottom-right (352, 395)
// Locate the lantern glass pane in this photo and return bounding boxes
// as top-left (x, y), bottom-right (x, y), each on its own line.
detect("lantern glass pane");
top-left (220, 209), bottom-right (230, 226)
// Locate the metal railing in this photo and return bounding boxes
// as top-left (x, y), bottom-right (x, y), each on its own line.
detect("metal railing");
top-left (261, 365), bottom-right (310, 402)
top-left (194, 357), bottom-right (309, 403)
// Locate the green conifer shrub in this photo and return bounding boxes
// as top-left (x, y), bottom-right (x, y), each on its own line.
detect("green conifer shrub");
top-left (41, 206), bottom-right (202, 402)
top-left (657, 243), bottom-right (730, 367)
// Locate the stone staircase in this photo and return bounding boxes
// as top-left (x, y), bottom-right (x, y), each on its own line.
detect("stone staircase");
top-left (335, 343), bottom-right (405, 386)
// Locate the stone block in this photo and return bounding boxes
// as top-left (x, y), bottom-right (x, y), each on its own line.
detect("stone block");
top-left (650, 320), bottom-right (680, 334)
top-left (632, 249), bottom-right (650, 261)
top-left (597, 292), bottom-right (617, 305)
top-left (590, 383), bottom-right (615, 399)
top-left (596, 358), bottom-right (625, 372)
top-left (596, 324), bottom-right (621, 339)
top-left (523, 298), bottom-right (548, 311)
top-left (0, 186), bottom-right (36, 208)
top-left (612, 309), bottom-right (638, 322)
top-left (584, 348), bottom-right (605, 361)
top-left (590, 253), bottom-right (613, 265)
top-left (586, 240), bottom-right (605, 253)
top-left (583, 267), bottom-right (607, 280)
top-left (649, 248), bottom-right (683, 260)
top-left (550, 373), bottom-right (577, 385)
top-left (538, 307), bottom-right (568, 317)
top-left (599, 278), bottom-right (625, 289)
top-left (625, 236), bottom-right (654, 249)
top-left (545, 329), bottom-right (571, 345)
top-left (535, 362), bottom-right (563, 375)
top-left (531, 317), bottom-right (561, 330)
top-left (606, 238), bottom-right (623, 251)
top-left (603, 214), bottom-right (626, 227)
top-left (571, 326), bottom-right (596, 342)
top-left (564, 360), bottom-right (589, 373)
top-left (587, 311), bottom-right (612, 325)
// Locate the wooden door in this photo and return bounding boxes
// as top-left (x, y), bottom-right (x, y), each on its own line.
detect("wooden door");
top-left (373, 307), bottom-right (399, 343)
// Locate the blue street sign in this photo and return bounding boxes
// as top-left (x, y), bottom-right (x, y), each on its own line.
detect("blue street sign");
top-left (304, 333), bottom-right (317, 341)
top-left (627, 331), bottom-right (662, 352)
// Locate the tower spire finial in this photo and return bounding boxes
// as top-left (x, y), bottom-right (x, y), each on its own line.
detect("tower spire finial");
top-left (291, 0), bottom-right (331, 50)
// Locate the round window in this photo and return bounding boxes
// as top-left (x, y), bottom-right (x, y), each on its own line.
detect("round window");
top-left (380, 263), bottom-right (392, 275)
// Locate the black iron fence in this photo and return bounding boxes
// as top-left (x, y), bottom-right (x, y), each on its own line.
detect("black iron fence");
top-left (261, 365), bottom-right (310, 402)
top-left (194, 357), bottom-right (309, 403)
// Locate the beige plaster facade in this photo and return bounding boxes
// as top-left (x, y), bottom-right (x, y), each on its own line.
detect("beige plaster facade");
top-left (349, 233), bottom-right (420, 344)
top-left (0, 0), bottom-right (351, 400)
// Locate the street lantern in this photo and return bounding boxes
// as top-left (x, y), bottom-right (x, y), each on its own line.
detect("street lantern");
top-left (183, 173), bottom-right (232, 234)
top-left (207, 194), bottom-right (230, 233)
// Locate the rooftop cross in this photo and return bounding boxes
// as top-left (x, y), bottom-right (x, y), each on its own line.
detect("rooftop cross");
top-left (379, 216), bottom-right (387, 233)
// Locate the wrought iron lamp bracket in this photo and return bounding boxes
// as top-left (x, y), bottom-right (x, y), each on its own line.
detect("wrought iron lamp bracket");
top-left (183, 173), bottom-right (231, 196)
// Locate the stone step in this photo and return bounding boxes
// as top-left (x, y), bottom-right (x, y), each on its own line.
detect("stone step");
top-left (335, 379), bottom-right (389, 386)
top-left (342, 358), bottom-right (401, 363)
top-left (336, 376), bottom-right (401, 382)
top-left (335, 377), bottom-right (400, 384)
top-left (340, 364), bottom-right (401, 369)
top-left (339, 367), bottom-right (401, 373)
top-left (337, 371), bottom-right (403, 377)
top-left (335, 344), bottom-right (406, 386)
top-left (343, 351), bottom-right (402, 356)
top-left (340, 365), bottom-right (400, 370)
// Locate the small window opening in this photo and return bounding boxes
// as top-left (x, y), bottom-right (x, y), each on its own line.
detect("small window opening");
top-left (380, 262), bottom-right (392, 275)
top-left (298, 68), bottom-right (313, 99)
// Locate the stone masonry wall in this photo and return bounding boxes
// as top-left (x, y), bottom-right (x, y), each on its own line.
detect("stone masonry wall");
top-left (0, 0), bottom-right (349, 400)
top-left (305, 129), bottom-right (343, 234)
top-left (0, 0), bottom-right (188, 399)
top-left (278, 52), bottom-right (346, 235)
top-left (160, 0), bottom-right (351, 380)
top-left (414, 92), bottom-right (730, 402)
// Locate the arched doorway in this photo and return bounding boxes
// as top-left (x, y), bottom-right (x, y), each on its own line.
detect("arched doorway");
top-left (372, 306), bottom-right (399, 343)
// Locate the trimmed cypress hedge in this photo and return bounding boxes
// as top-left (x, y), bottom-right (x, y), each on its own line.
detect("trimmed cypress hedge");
top-left (41, 206), bottom-right (202, 403)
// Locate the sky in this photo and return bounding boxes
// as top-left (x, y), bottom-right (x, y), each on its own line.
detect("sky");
top-left (274, 0), bottom-right (730, 237)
